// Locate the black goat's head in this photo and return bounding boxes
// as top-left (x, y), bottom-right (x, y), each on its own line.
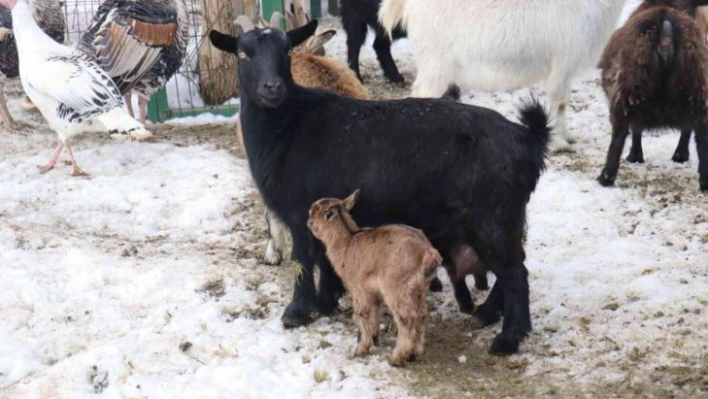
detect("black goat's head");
top-left (209, 20), bottom-right (318, 108)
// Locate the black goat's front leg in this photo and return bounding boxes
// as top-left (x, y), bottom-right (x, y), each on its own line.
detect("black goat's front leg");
top-left (452, 280), bottom-right (475, 314)
top-left (281, 230), bottom-right (317, 328)
top-left (598, 122), bottom-right (630, 187)
top-left (372, 25), bottom-right (404, 83)
top-left (626, 128), bottom-right (644, 163)
top-left (489, 264), bottom-right (532, 355)
top-left (694, 126), bottom-right (708, 191)
top-left (344, 21), bottom-right (367, 82)
top-left (673, 129), bottom-right (692, 163)
top-left (316, 252), bottom-right (345, 315)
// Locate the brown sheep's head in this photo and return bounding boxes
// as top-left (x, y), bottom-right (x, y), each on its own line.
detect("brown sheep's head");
top-left (307, 190), bottom-right (360, 239)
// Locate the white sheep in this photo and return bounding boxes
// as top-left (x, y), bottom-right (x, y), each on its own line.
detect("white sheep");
top-left (378, 0), bottom-right (629, 152)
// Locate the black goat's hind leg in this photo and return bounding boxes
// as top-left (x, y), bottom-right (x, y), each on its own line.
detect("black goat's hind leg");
top-left (672, 129), bottom-right (692, 163)
top-left (281, 232), bottom-right (318, 328)
top-left (694, 126), bottom-right (708, 191)
top-left (598, 122), bottom-right (630, 187)
top-left (626, 128), bottom-right (644, 163)
top-left (489, 264), bottom-right (532, 355)
top-left (471, 278), bottom-right (503, 329)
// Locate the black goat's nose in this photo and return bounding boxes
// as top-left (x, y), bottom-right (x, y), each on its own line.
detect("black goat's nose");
top-left (263, 79), bottom-right (282, 91)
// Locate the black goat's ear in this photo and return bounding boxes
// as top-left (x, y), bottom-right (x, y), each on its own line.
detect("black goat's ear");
top-left (210, 30), bottom-right (239, 53)
top-left (286, 19), bottom-right (318, 48)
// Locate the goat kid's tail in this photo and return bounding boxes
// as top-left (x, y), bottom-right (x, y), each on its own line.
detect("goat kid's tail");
top-left (378, 0), bottom-right (407, 39)
top-left (517, 97), bottom-right (552, 170)
top-left (422, 247), bottom-right (443, 281)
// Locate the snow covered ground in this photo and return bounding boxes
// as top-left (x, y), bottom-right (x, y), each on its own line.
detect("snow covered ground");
top-left (1, 0), bottom-right (707, 398)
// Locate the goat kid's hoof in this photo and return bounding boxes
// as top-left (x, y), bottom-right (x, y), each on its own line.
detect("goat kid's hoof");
top-left (388, 355), bottom-right (406, 367)
top-left (597, 172), bottom-right (616, 187)
top-left (429, 277), bottom-right (443, 292)
top-left (489, 333), bottom-right (523, 355)
top-left (281, 303), bottom-right (313, 328)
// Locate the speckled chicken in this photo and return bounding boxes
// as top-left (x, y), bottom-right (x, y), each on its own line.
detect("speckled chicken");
top-left (78, 0), bottom-right (189, 123)
top-left (0, 0), bottom-right (64, 130)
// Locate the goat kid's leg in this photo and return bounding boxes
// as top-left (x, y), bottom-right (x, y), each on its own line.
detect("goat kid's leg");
top-left (344, 21), bottom-right (367, 82)
top-left (546, 77), bottom-right (574, 153)
top-left (352, 295), bottom-right (376, 357)
top-left (39, 141), bottom-right (65, 174)
top-left (598, 121), bottom-right (630, 187)
top-left (263, 209), bottom-right (286, 265)
top-left (282, 230), bottom-right (318, 327)
top-left (626, 128), bottom-right (645, 163)
top-left (316, 252), bottom-right (345, 315)
top-left (672, 129), bottom-right (692, 163)
top-left (371, 24), bottom-right (404, 83)
top-left (694, 126), bottom-right (708, 191)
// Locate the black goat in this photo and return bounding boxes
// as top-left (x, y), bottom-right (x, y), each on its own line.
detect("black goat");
top-left (598, 2), bottom-right (708, 191)
top-left (209, 21), bottom-right (551, 355)
top-left (340, 0), bottom-right (405, 82)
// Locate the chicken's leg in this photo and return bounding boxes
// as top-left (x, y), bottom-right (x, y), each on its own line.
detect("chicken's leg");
top-left (0, 83), bottom-right (19, 131)
top-left (64, 141), bottom-right (88, 177)
top-left (39, 141), bottom-right (64, 174)
top-left (124, 93), bottom-right (135, 118)
top-left (139, 96), bottom-right (148, 124)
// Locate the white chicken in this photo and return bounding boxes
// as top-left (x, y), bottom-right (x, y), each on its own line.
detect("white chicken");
top-left (0, 0), bottom-right (152, 176)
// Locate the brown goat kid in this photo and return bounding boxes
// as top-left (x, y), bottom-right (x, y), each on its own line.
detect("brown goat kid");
top-left (307, 191), bottom-right (441, 367)
top-left (598, 1), bottom-right (708, 190)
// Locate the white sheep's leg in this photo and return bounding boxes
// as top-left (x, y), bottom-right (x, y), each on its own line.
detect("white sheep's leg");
top-left (546, 75), bottom-right (574, 153)
top-left (263, 209), bottom-right (288, 265)
top-left (139, 96), bottom-right (148, 124)
top-left (39, 141), bottom-right (64, 174)
top-left (124, 94), bottom-right (135, 119)
top-left (410, 65), bottom-right (454, 99)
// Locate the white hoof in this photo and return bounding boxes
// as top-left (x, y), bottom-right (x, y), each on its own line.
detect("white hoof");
top-left (262, 239), bottom-right (283, 265)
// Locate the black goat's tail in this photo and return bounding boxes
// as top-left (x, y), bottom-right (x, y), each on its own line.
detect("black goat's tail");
top-left (517, 97), bottom-right (552, 171)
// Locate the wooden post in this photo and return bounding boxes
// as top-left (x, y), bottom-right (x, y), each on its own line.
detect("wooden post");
top-left (198, 0), bottom-right (259, 105)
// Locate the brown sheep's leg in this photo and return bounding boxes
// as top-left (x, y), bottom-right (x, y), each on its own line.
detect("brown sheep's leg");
top-left (694, 126), bottom-right (708, 191)
top-left (626, 128), bottom-right (645, 163)
top-left (598, 120), bottom-right (630, 187)
top-left (672, 129), bottom-right (692, 163)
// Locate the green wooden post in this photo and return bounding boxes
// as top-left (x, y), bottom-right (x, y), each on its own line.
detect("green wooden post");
top-left (147, 87), bottom-right (169, 123)
top-left (311, 0), bottom-right (321, 18)
top-left (262, 0), bottom-right (284, 22)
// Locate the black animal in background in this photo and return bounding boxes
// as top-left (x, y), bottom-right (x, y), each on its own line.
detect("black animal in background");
top-left (209, 21), bottom-right (550, 355)
top-left (340, 0), bottom-right (405, 82)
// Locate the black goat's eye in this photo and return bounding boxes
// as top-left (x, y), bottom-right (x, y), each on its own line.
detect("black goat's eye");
top-left (238, 51), bottom-right (248, 60)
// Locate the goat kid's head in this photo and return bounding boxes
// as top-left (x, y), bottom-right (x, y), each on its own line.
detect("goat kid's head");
top-left (307, 190), bottom-right (360, 238)
top-left (209, 19), bottom-right (318, 108)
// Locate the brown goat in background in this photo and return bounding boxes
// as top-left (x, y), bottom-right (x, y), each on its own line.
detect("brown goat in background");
top-left (307, 191), bottom-right (441, 367)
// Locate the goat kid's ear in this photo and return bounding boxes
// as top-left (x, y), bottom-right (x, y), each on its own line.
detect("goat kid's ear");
top-left (209, 30), bottom-right (239, 54)
top-left (343, 190), bottom-right (360, 211)
top-left (287, 19), bottom-right (319, 48)
top-left (306, 30), bottom-right (336, 52)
